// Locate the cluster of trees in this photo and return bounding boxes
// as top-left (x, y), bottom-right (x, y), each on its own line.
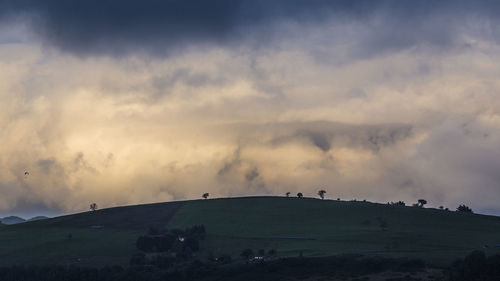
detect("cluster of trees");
top-left (135, 225), bottom-right (206, 266)
top-left (132, 228), bottom-right (282, 272)
top-left (200, 192), bottom-right (476, 214)
top-left (407, 199), bottom-right (474, 213)
top-left (411, 199), bottom-right (428, 207)
top-left (283, 192), bottom-right (474, 214)
top-left (389, 201), bottom-right (406, 206)
top-left (457, 204), bottom-right (473, 213)
top-left (285, 192), bottom-right (304, 198)
top-left (284, 189), bottom-right (326, 199)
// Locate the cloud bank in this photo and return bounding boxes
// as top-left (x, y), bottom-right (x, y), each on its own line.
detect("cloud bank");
top-left (0, 1), bottom-right (500, 216)
top-left (1, 0), bottom-right (500, 57)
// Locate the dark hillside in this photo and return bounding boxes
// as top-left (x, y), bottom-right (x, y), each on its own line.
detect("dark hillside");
top-left (0, 197), bottom-right (499, 267)
top-left (30, 201), bottom-right (185, 230)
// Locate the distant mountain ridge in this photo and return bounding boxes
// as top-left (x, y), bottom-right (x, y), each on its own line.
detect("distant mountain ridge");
top-left (1, 216), bottom-right (25, 225)
top-left (28, 216), bottom-right (49, 222)
top-left (0, 216), bottom-right (49, 225)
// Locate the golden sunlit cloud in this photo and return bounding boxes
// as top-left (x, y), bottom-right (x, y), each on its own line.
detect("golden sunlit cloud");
top-left (1, 6), bottom-right (500, 216)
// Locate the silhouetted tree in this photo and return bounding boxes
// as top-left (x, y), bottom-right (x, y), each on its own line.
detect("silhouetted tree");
top-left (286, 192), bottom-right (290, 197)
top-left (317, 190), bottom-right (326, 200)
top-left (457, 204), bottom-right (473, 213)
top-left (297, 192), bottom-right (303, 198)
top-left (202, 193), bottom-right (209, 199)
top-left (90, 203), bottom-right (98, 211)
top-left (417, 199), bottom-right (427, 207)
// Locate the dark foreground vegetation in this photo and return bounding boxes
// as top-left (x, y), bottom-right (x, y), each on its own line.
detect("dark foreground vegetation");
top-left (448, 250), bottom-right (500, 281)
top-left (0, 254), bottom-right (430, 281)
top-left (0, 250), bottom-right (499, 281)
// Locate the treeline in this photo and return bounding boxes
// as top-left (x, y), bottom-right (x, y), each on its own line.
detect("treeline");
top-left (3, 251), bottom-right (500, 281)
top-left (132, 225), bottom-right (206, 268)
top-left (0, 254), bottom-right (427, 281)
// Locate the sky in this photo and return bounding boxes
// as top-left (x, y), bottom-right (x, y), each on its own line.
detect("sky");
top-left (1, 0), bottom-right (500, 217)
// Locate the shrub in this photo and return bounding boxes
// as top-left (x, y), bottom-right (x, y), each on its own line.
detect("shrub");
top-left (390, 201), bottom-right (405, 206)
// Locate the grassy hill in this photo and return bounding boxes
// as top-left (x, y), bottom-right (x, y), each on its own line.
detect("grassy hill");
top-left (0, 196), bottom-right (499, 267)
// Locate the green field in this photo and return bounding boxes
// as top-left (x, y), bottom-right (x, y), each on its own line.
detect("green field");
top-left (1, 196), bottom-right (499, 267)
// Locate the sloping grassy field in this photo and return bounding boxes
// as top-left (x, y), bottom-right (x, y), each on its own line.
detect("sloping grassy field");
top-left (0, 196), bottom-right (499, 267)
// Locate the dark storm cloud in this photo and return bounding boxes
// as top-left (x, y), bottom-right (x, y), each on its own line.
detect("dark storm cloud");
top-left (304, 132), bottom-right (331, 152)
top-left (217, 146), bottom-right (241, 177)
top-left (1, 0), bottom-right (500, 56)
top-left (245, 167), bottom-right (259, 182)
top-left (262, 121), bottom-right (413, 153)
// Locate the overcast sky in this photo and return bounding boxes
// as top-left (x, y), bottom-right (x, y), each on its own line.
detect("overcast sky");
top-left (1, 0), bottom-right (500, 217)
